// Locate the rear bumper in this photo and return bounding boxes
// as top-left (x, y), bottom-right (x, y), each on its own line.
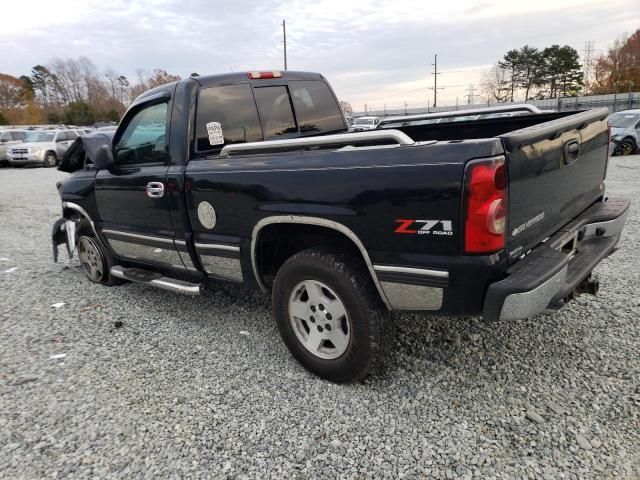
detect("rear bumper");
top-left (483, 197), bottom-right (629, 321)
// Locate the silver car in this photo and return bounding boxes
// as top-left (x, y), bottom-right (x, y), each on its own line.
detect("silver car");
top-left (350, 116), bottom-right (381, 132)
top-left (0, 129), bottom-right (29, 166)
top-left (7, 129), bottom-right (79, 167)
top-left (609, 110), bottom-right (640, 156)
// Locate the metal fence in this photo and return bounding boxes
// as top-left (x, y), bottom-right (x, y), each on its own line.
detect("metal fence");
top-left (353, 92), bottom-right (640, 118)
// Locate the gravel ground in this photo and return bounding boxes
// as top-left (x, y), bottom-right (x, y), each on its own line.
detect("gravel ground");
top-left (0, 158), bottom-right (639, 480)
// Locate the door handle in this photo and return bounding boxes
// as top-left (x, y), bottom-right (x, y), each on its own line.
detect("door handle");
top-left (146, 181), bottom-right (165, 198)
top-left (564, 139), bottom-right (580, 165)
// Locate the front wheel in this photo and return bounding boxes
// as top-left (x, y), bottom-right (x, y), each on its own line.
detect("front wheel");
top-left (272, 248), bottom-right (393, 383)
top-left (77, 234), bottom-right (120, 286)
top-left (43, 152), bottom-right (57, 167)
top-left (613, 139), bottom-right (637, 156)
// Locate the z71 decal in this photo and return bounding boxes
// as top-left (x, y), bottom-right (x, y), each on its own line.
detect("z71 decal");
top-left (394, 219), bottom-right (453, 236)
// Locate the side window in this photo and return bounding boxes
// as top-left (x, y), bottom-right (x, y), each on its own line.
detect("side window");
top-left (253, 86), bottom-right (297, 140)
top-left (67, 130), bottom-right (78, 140)
top-left (0, 132), bottom-right (10, 142)
top-left (289, 81), bottom-right (345, 134)
top-left (55, 132), bottom-right (65, 142)
top-left (115, 102), bottom-right (169, 165)
top-left (195, 84), bottom-right (263, 152)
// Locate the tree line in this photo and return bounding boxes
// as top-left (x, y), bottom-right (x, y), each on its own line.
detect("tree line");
top-left (0, 57), bottom-right (181, 126)
top-left (483, 29), bottom-right (639, 103)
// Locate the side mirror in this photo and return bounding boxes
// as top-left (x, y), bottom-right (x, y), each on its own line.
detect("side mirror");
top-left (94, 145), bottom-right (115, 170)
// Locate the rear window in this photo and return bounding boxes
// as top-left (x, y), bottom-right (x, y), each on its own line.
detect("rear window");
top-left (253, 86), bottom-right (297, 140)
top-left (289, 81), bottom-right (345, 134)
top-left (195, 84), bottom-right (263, 152)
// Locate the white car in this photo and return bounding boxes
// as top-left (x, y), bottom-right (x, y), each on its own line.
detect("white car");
top-left (7, 129), bottom-right (79, 167)
top-left (350, 116), bottom-right (381, 131)
top-left (0, 129), bottom-right (29, 166)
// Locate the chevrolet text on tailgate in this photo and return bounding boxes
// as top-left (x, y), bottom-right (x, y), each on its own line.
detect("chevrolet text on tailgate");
top-left (52, 71), bottom-right (629, 382)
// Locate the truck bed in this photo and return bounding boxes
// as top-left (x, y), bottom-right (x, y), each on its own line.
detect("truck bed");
top-left (383, 108), bottom-right (611, 263)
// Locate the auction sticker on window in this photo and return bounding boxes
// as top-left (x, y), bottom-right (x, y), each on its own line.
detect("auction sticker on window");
top-left (206, 122), bottom-right (224, 145)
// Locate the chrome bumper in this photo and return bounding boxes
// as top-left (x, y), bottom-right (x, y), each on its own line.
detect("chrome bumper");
top-left (484, 197), bottom-right (629, 321)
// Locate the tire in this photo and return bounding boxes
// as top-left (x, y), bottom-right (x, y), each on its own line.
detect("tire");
top-left (77, 234), bottom-right (121, 286)
top-left (272, 248), bottom-right (393, 383)
top-left (613, 138), bottom-right (637, 156)
top-left (43, 152), bottom-right (57, 168)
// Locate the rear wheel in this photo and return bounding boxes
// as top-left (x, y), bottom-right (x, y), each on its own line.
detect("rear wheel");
top-left (272, 248), bottom-right (393, 382)
top-left (77, 234), bottom-right (120, 286)
top-left (613, 138), bottom-right (636, 156)
top-left (43, 152), bottom-right (57, 167)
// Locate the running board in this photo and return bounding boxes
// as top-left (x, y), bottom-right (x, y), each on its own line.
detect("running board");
top-left (110, 266), bottom-right (203, 296)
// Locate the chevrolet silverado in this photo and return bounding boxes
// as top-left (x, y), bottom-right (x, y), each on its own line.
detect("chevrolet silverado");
top-left (52, 71), bottom-right (629, 382)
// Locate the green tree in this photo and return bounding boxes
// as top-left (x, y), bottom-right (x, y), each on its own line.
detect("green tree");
top-left (105, 108), bottom-right (120, 122)
top-left (0, 111), bottom-right (7, 125)
top-left (517, 46), bottom-right (544, 100)
top-left (498, 49), bottom-right (521, 102)
top-left (63, 101), bottom-right (96, 125)
top-left (541, 45), bottom-right (583, 97)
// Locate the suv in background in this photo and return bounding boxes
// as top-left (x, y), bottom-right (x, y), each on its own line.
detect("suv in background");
top-left (0, 129), bottom-right (28, 166)
top-left (7, 129), bottom-right (78, 167)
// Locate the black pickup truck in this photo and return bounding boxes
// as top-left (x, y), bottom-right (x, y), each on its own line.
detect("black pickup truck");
top-left (52, 70), bottom-right (629, 382)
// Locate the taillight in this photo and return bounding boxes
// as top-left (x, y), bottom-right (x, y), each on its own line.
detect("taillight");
top-left (247, 71), bottom-right (283, 79)
top-left (464, 156), bottom-right (508, 253)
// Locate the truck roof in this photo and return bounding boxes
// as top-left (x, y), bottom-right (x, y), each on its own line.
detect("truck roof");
top-left (194, 70), bottom-right (324, 88)
top-left (134, 71), bottom-right (325, 104)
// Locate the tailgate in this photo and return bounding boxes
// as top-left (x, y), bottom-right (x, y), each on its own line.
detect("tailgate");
top-left (499, 108), bottom-right (609, 259)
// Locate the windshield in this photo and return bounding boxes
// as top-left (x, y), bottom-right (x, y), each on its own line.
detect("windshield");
top-left (608, 113), bottom-right (640, 129)
top-left (24, 132), bottom-right (55, 142)
top-left (354, 118), bottom-right (374, 125)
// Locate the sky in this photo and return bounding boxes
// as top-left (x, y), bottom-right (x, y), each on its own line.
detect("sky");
top-left (1, 0), bottom-right (638, 112)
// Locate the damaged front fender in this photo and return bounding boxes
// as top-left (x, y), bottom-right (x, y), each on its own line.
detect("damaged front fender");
top-left (51, 217), bottom-right (78, 263)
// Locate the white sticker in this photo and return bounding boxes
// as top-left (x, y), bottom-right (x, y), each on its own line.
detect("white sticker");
top-left (206, 122), bottom-right (224, 145)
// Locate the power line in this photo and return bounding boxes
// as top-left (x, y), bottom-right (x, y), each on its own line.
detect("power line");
top-left (464, 84), bottom-right (477, 105)
top-left (582, 41), bottom-right (594, 93)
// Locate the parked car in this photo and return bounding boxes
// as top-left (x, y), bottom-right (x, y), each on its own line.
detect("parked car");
top-left (7, 129), bottom-right (79, 167)
top-left (350, 116), bottom-right (380, 131)
top-left (52, 70), bottom-right (628, 382)
top-left (0, 129), bottom-right (28, 166)
top-left (608, 109), bottom-right (640, 156)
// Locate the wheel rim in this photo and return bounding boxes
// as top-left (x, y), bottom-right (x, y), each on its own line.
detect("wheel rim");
top-left (288, 280), bottom-right (351, 360)
top-left (78, 236), bottom-right (105, 282)
top-left (46, 154), bottom-right (55, 166)
top-left (615, 142), bottom-right (634, 156)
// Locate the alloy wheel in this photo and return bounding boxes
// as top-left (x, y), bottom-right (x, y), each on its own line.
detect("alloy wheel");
top-left (288, 279), bottom-right (351, 360)
top-left (78, 236), bottom-right (105, 282)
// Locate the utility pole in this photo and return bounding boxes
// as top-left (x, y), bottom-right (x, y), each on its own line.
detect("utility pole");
top-left (364, 103), bottom-right (367, 114)
top-left (384, 104), bottom-right (387, 116)
top-left (429, 54), bottom-right (444, 108)
top-left (404, 101), bottom-right (408, 115)
top-left (282, 20), bottom-right (288, 70)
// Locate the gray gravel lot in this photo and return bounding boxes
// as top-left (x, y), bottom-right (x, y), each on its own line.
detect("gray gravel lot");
top-left (1, 159), bottom-right (639, 479)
